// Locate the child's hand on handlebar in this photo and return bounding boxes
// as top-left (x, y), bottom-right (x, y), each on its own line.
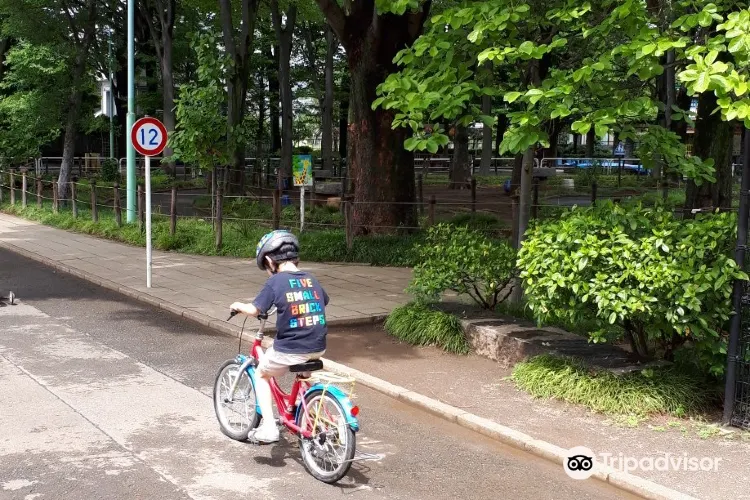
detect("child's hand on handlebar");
top-left (229, 302), bottom-right (259, 317)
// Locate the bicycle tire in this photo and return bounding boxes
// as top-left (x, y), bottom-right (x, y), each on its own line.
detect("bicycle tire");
top-left (213, 359), bottom-right (261, 441)
top-left (297, 389), bottom-right (356, 484)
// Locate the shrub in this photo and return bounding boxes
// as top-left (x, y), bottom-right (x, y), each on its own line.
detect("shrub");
top-left (512, 355), bottom-right (718, 417)
top-left (517, 202), bottom-right (747, 376)
top-left (100, 158), bottom-right (120, 183)
top-left (385, 302), bottom-right (469, 354)
top-left (410, 224), bottom-right (515, 309)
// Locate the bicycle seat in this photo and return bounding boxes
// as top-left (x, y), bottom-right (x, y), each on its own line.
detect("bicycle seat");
top-left (289, 359), bottom-right (324, 373)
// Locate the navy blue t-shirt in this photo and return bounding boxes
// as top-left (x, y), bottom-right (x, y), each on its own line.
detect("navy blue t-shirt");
top-left (252, 271), bottom-right (329, 354)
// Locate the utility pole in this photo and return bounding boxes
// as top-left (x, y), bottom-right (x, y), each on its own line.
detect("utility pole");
top-left (126, 0), bottom-right (136, 222)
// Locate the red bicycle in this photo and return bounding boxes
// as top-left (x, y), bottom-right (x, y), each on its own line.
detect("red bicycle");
top-left (213, 308), bottom-right (362, 483)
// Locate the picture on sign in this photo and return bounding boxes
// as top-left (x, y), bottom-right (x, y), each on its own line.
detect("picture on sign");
top-left (131, 117), bottom-right (168, 157)
top-left (614, 142), bottom-right (625, 157)
top-left (293, 155), bottom-right (313, 187)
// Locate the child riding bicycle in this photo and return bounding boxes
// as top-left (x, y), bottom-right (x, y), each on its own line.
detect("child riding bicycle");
top-left (230, 230), bottom-right (329, 443)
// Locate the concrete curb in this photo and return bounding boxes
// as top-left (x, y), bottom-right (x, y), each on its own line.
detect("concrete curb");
top-left (1, 239), bottom-right (697, 500)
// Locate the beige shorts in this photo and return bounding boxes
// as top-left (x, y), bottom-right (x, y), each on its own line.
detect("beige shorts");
top-left (257, 346), bottom-right (326, 377)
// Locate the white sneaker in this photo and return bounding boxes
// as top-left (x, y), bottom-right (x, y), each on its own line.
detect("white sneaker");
top-left (249, 425), bottom-right (280, 444)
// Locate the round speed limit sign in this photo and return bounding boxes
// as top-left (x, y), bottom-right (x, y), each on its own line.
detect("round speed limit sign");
top-left (131, 117), bottom-right (168, 156)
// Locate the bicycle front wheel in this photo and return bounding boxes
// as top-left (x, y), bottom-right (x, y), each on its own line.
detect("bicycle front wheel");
top-left (297, 389), bottom-right (356, 483)
top-left (213, 359), bottom-right (260, 441)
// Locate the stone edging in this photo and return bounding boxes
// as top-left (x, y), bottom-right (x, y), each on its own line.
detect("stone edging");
top-left (0, 239), bottom-right (696, 500)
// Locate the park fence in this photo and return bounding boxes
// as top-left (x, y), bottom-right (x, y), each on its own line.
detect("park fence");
top-left (1, 165), bottom-right (728, 255)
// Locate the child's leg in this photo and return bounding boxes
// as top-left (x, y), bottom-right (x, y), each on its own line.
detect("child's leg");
top-left (254, 373), bottom-right (275, 430)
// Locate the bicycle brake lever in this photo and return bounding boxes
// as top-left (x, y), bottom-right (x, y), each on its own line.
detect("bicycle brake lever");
top-left (227, 310), bottom-right (239, 321)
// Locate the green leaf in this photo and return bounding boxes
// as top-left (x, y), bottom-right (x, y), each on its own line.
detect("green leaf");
top-left (694, 72), bottom-right (710, 93)
top-left (504, 91), bottom-right (522, 103)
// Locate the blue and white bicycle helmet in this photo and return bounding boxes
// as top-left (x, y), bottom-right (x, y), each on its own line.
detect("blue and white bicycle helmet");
top-left (255, 230), bottom-right (300, 271)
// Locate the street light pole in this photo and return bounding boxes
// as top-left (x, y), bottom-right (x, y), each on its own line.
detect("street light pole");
top-left (126, 0), bottom-right (136, 222)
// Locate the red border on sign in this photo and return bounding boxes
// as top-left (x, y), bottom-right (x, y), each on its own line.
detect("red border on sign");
top-left (131, 117), bottom-right (168, 156)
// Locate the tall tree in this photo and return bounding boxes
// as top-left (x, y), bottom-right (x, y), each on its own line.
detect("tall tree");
top-left (315, 0), bottom-right (432, 234)
top-left (321, 26), bottom-right (337, 171)
top-left (270, 0), bottom-right (297, 184)
top-left (140, 0), bottom-right (177, 173)
top-left (218, 0), bottom-right (260, 193)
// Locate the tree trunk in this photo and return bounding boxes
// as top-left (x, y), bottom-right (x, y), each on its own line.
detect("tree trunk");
top-left (479, 95), bottom-right (493, 175)
top-left (218, 0), bottom-right (260, 194)
top-left (585, 128), bottom-right (595, 160)
top-left (496, 114), bottom-right (508, 155)
top-left (267, 44), bottom-right (281, 154)
top-left (255, 72), bottom-right (266, 157)
top-left (572, 133), bottom-right (579, 154)
top-left (684, 92), bottom-right (734, 215)
top-left (0, 37), bottom-right (12, 83)
top-left (348, 58), bottom-right (416, 233)
top-left (338, 72), bottom-right (349, 163)
top-left (321, 27), bottom-right (336, 171)
top-left (450, 125), bottom-right (471, 188)
top-left (160, 3), bottom-right (175, 174)
top-left (271, 0), bottom-right (297, 185)
top-left (542, 120), bottom-right (560, 160)
top-left (316, 0), bottom-right (429, 234)
top-left (58, 0), bottom-right (97, 201)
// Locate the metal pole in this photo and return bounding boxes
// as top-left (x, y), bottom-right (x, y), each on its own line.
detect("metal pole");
top-left (724, 128), bottom-right (750, 425)
top-left (145, 154), bottom-right (152, 288)
top-left (300, 186), bottom-right (305, 232)
top-left (109, 30), bottom-right (115, 159)
top-left (126, 0), bottom-right (136, 222)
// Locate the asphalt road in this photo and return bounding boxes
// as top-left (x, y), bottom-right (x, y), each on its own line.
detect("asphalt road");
top-left (0, 248), bottom-right (636, 500)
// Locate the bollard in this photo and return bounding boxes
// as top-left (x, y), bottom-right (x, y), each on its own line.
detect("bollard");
top-left (70, 182), bottom-right (77, 218)
top-left (170, 185), bottom-right (177, 237)
top-left (36, 177), bottom-right (42, 207)
top-left (21, 172), bottom-right (27, 208)
top-left (428, 195), bottom-right (436, 226)
top-left (113, 183), bottom-right (122, 227)
top-left (90, 179), bottom-right (98, 222)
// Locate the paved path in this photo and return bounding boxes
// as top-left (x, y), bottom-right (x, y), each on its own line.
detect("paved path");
top-left (0, 214), bottom-right (410, 328)
top-left (0, 249), bottom-right (629, 499)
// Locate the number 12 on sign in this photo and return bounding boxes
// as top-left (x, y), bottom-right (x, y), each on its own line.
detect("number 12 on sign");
top-left (131, 117), bottom-right (169, 289)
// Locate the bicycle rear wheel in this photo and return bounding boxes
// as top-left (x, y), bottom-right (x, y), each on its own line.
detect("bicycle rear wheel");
top-left (297, 389), bottom-right (356, 484)
top-left (213, 359), bottom-right (260, 440)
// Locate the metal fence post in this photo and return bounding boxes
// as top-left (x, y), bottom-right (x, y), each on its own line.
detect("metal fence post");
top-left (724, 128), bottom-right (750, 425)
